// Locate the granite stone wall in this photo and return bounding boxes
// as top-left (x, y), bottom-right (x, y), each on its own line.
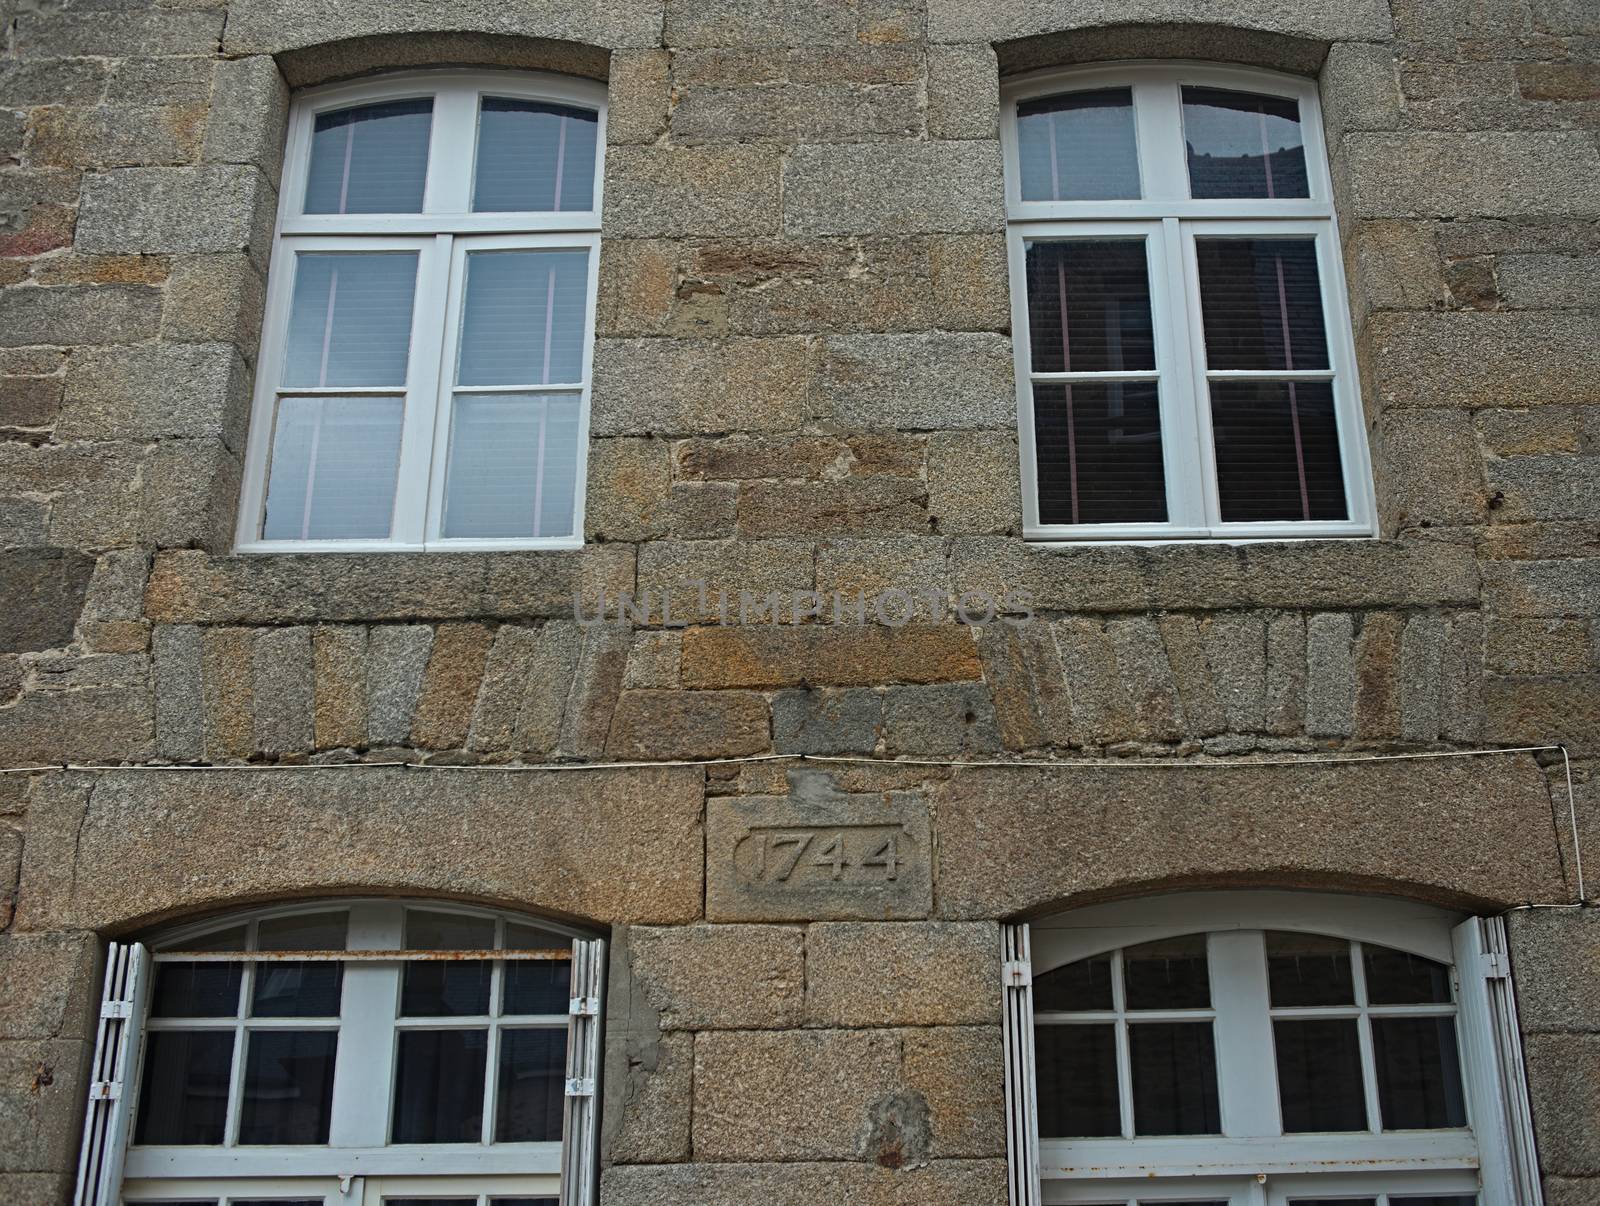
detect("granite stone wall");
top-left (1, 0), bottom-right (1598, 1201)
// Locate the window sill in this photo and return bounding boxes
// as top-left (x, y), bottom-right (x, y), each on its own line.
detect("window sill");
top-left (1023, 523), bottom-right (1378, 545)
top-left (126, 1142), bottom-right (562, 1178)
top-left (234, 537), bottom-right (586, 555)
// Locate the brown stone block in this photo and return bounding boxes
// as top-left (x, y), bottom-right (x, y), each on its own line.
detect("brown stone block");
top-left (604, 145), bottom-right (784, 239)
top-left (606, 689), bottom-right (770, 760)
top-left (683, 624), bottom-right (981, 689)
top-left (0, 685), bottom-right (153, 766)
top-left (628, 924), bottom-right (804, 1029)
top-left (1370, 312), bottom-right (1600, 410)
top-left (0, 1038), bottom-right (92, 1175)
top-left (1483, 674), bottom-right (1600, 753)
top-left (676, 434), bottom-right (850, 481)
top-left (1510, 908), bottom-right (1600, 1033)
top-left (590, 336), bottom-right (813, 436)
top-left (409, 623), bottom-right (494, 750)
top-left (600, 1159), bottom-right (1009, 1205)
top-left (932, 758), bottom-right (1569, 920)
top-left (1527, 1034), bottom-right (1600, 1175)
top-left (737, 477), bottom-right (929, 537)
top-left (1354, 612), bottom-right (1404, 741)
top-left (903, 1026), bottom-right (1007, 1158)
top-left (806, 922), bottom-right (1000, 1026)
top-left (0, 934), bottom-right (97, 1042)
top-left (634, 539), bottom-right (815, 628)
top-left (16, 766), bottom-right (705, 932)
top-left (1517, 63), bottom-right (1600, 101)
top-left (312, 625), bottom-right (367, 751)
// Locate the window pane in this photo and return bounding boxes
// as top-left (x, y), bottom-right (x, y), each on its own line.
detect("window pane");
top-left (441, 392), bottom-right (582, 540)
top-left (1274, 1018), bottom-right (1367, 1132)
top-left (492, 1199), bottom-right (560, 1206)
top-left (1267, 931), bottom-right (1354, 1006)
top-left (1034, 953), bottom-right (1113, 1012)
top-left (134, 1030), bottom-right (234, 1145)
top-left (1373, 1017), bottom-right (1468, 1129)
top-left (382, 1200), bottom-right (475, 1206)
top-left (252, 913), bottom-right (348, 1018)
top-left (1364, 945), bottom-right (1453, 1005)
top-left (392, 1029), bottom-right (488, 1143)
top-left (1195, 239), bottom-right (1328, 372)
top-left (261, 396), bottom-right (404, 542)
top-left (1125, 935), bottom-right (1210, 1010)
top-left (1024, 240), bottom-right (1155, 374)
top-left (402, 911), bottom-right (495, 1017)
top-left (238, 1029), bottom-right (338, 1144)
top-left (495, 1027), bottom-right (567, 1141)
top-left (305, 98), bottom-right (432, 215)
top-left (1182, 86), bottom-right (1308, 200)
top-left (504, 923), bottom-right (574, 1015)
top-left (1209, 381), bottom-right (1347, 523)
top-left (1290, 1200), bottom-right (1378, 1206)
top-left (475, 98), bottom-right (598, 213)
top-left (457, 250), bottom-right (589, 387)
top-left (1033, 382), bottom-right (1167, 526)
top-left (1392, 1199), bottom-right (1475, 1206)
top-left (151, 926), bottom-right (245, 1018)
top-left (1129, 1022), bottom-right (1220, 1135)
top-left (283, 253), bottom-right (418, 388)
top-left (1036, 1023), bottom-right (1120, 1137)
top-left (1016, 89), bottom-right (1140, 201)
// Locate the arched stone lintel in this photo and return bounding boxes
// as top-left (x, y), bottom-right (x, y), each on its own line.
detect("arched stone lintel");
top-left (276, 31), bottom-right (612, 90)
top-left (995, 23), bottom-right (1336, 78)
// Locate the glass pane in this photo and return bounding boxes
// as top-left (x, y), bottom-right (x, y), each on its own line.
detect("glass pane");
top-left (1129, 1022), bottom-right (1220, 1135)
top-left (1195, 238), bottom-right (1328, 372)
top-left (491, 1200), bottom-right (560, 1206)
top-left (1016, 88), bottom-right (1140, 201)
top-left (1033, 382), bottom-right (1167, 526)
top-left (305, 98), bottom-right (433, 215)
top-left (1374, 1017), bottom-right (1468, 1129)
top-left (381, 1201), bottom-right (475, 1206)
top-left (1209, 381), bottom-right (1347, 523)
top-left (252, 913), bottom-right (348, 1019)
top-left (261, 396), bottom-right (404, 542)
top-left (238, 1029), bottom-right (338, 1144)
top-left (283, 253), bottom-right (418, 388)
top-left (441, 392), bottom-right (582, 540)
top-left (151, 926), bottom-right (245, 1018)
top-left (133, 1030), bottom-right (234, 1145)
top-left (457, 250), bottom-right (589, 387)
top-left (1182, 86), bottom-right (1309, 200)
top-left (1125, 935), bottom-right (1210, 1010)
top-left (495, 1027), bottom-right (567, 1141)
top-left (232, 1201), bottom-right (324, 1205)
top-left (401, 910), bottom-right (495, 1017)
top-left (1392, 1199), bottom-right (1475, 1206)
top-left (475, 98), bottom-right (598, 213)
top-left (1267, 932), bottom-right (1354, 1006)
top-left (391, 1028), bottom-right (488, 1143)
top-left (1274, 1018), bottom-right (1367, 1132)
top-left (1364, 945), bottom-right (1453, 1005)
top-left (504, 922), bottom-right (573, 1016)
top-left (1034, 953), bottom-right (1113, 1012)
top-left (1036, 1023), bottom-right (1120, 1137)
top-left (1024, 240), bottom-right (1155, 374)
top-left (1290, 1201), bottom-right (1378, 1206)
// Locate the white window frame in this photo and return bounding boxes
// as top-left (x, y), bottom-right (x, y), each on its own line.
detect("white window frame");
top-left (76, 899), bottom-right (605, 1206)
top-left (1001, 892), bottom-right (1544, 1206)
top-left (236, 70), bottom-right (605, 554)
top-left (1000, 63), bottom-right (1377, 544)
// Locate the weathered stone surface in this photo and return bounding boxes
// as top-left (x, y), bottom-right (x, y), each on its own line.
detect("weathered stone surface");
top-left (1399, 613), bottom-right (1446, 742)
top-left (630, 924), bottom-right (804, 1029)
top-left (0, 285), bottom-right (161, 347)
top-left (14, 10), bottom-right (223, 58)
top-left (161, 255), bottom-right (268, 357)
top-left (902, 1026), bottom-right (1007, 1159)
top-left (60, 340), bottom-right (248, 448)
top-left (1347, 132), bottom-right (1600, 218)
top-left (707, 773), bottom-right (933, 922)
top-left (738, 477), bottom-right (929, 536)
top-left (623, 631), bottom-right (681, 689)
top-left (513, 622), bottom-right (585, 755)
top-left (560, 624), bottom-right (632, 757)
top-left (673, 82), bottom-right (921, 143)
top-left (1439, 612), bottom-right (1485, 743)
top-left (251, 627), bottom-right (313, 756)
top-left (1511, 909), bottom-right (1600, 1032)
top-left (1498, 253), bottom-right (1600, 309)
top-left (152, 625), bottom-right (204, 761)
top-left (926, 44), bottom-right (1000, 140)
top-left (683, 624), bottom-right (982, 688)
top-left (0, 550), bottom-right (94, 656)
top-left (308, 626), bottom-right (366, 751)
top-left (927, 0), bottom-right (1392, 42)
top-left (1527, 1035), bottom-right (1600, 1175)
top-left (76, 165), bottom-right (275, 260)
top-left (592, 337), bottom-right (812, 436)
top-left (0, 1038), bottom-right (93, 1175)
top-left (601, 1159), bottom-right (1009, 1205)
top-left (361, 625), bottom-right (430, 749)
top-left (784, 143), bottom-right (1005, 236)
top-left (17, 766), bottom-right (705, 930)
top-left (1489, 457), bottom-right (1600, 523)
top-left (882, 684), bottom-right (1002, 756)
top-left (1354, 612), bottom-right (1403, 741)
top-left (1109, 616), bottom-right (1186, 741)
top-left (203, 57), bottom-right (290, 187)
top-left (605, 146), bottom-right (783, 238)
top-left (1051, 617), bottom-right (1133, 745)
top-left (932, 759), bottom-right (1568, 919)
top-left (200, 627), bottom-right (253, 760)
top-left (606, 689), bottom-right (770, 759)
top-left (464, 624), bottom-right (540, 751)
top-left (636, 539), bottom-right (814, 625)
top-left (1379, 411), bottom-right (1485, 528)
top-left (814, 537), bottom-right (946, 608)
top-left (926, 431), bottom-right (1021, 535)
top-left (772, 687), bottom-right (882, 754)
top-left (807, 922), bottom-right (1000, 1027)
top-left (1483, 675), bottom-right (1600, 752)
top-left (410, 623), bottom-right (494, 750)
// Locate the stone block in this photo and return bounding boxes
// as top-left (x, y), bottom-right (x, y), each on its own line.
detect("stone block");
top-left (806, 921), bottom-right (1000, 1027)
top-left (76, 165), bottom-right (276, 263)
top-left (1510, 908), bottom-right (1600, 1032)
top-left (600, 1160), bottom-right (1009, 1206)
top-left (312, 625), bottom-right (367, 751)
top-left (0, 285), bottom-right (161, 347)
top-left (366, 625), bottom-right (433, 748)
top-left (706, 775), bottom-right (933, 922)
top-left (0, 550), bottom-right (94, 655)
top-left (683, 624), bottom-right (982, 689)
top-left (603, 1023), bottom-right (693, 1165)
top-left (932, 758), bottom-right (1568, 919)
top-left (591, 336), bottom-right (812, 436)
top-left (1498, 254), bottom-right (1600, 310)
top-left (903, 1026), bottom-right (1007, 1158)
top-left (1354, 611), bottom-right (1403, 741)
top-left (675, 433), bottom-right (848, 482)
top-left (604, 145), bottom-right (783, 238)
top-left (0, 60), bottom-right (108, 108)
top-left (513, 622), bottom-right (585, 755)
top-left (1343, 221), bottom-right (1443, 326)
top-left (0, 1038), bottom-right (93, 1175)
top-left (927, 44), bottom-right (1000, 139)
top-left (201, 627), bottom-right (253, 760)
top-left (1531, 0), bottom-right (1600, 35)
top-left (0, 685), bottom-right (153, 765)
top-left (814, 537), bottom-right (947, 609)
top-left (663, 0), bottom-right (919, 48)
top-left (929, 232), bottom-right (1012, 332)
top-left (606, 689), bottom-right (770, 760)
top-left (0, 934), bottom-right (97, 1042)
top-left (463, 624), bottom-right (537, 751)
top-left (558, 624), bottom-right (630, 757)
top-left (815, 332), bottom-right (1014, 430)
top-left (17, 765), bottom-right (706, 931)
top-left (104, 57), bottom-right (215, 107)
top-left (1488, 457), bottom-right (1600, 522)
top-left (1346, 133), bottom-right (1600, 219)
top-left (738, 476), bottom-right (929, 537)
top-left (672, 82), bottom-right (922, 143)
top-left (882, 683), bottom-right (1002, 756)
top-left (1527, 1034), bottom-right (1600, 1175)
top-left (1378, 410), bottom-right (1485, 528)
top-left (203, 57), bottom-right (289, 188)
top-left (629, 924), bottom-right (805, 1029)
top-left (1399, 612), bottom-right (1445, 743)
top-left (784, 143), bottom-right (1005, 236)
top-left (1484, 560), bottom-right (1600, 619)
top-left (1108, 616), bottom-right (1185, 741)
top-left (139, 438), bottom-right (242, 553)
top-left (1440, 611), bottom-right (1485, 743)
top-left (152, 625), bottom-right (204, 761)
top-left (772, 687), bottom-right (883, 754)
top-left (1487, 618), bottom-right (1592, 676)
top-left (58, 342), bottom-right (251, 450)
top-left (0, 378), bottom-right (62, 433)
top-left (693, 1028), bottom-right (900, 1161)
top-left (28, 103), bottom-right (204, 171)
top-left (1265, 612), bottom-right (1307, 736)
top-left (1306, 612), bottom-right (1357, 737)
top-left (253, 626), bottom-right (313, 756)
top-left (14, 10), bottom-right (224, 58)
top-left (1202, 613), bottom-right (1268, 734)
top-left (585, 436), bottom-right (671, 541)
top-left (1320, 41), bottom-right (1402, 147)
top-left (162, 255), bottom-right (268, 360)
top-left (1483, 675), bottom-right (1600, 752)
top-left (623, 630), bottom-right (681, 689)
top-left (926, 430), bottom-right (1021, 535)
top-left (926, 0), bottom-right (1392, 43)
top-left (410, 622), bottom-right (494, 750)
top-left (1051, 617), bottom-right (1134, 745)
top-left (606, 50), bottom-right (671, 146)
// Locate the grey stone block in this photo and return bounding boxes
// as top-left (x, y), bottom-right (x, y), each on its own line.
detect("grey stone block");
top-left (139, 439), bottom-right (242, 554)
top-left (605, 50), bottom-right (671, 146)
top-left (1203, 613), bottom-right (1268, 734)
top-left (926, 0), bottom-right (1392, 43)
top-left (673, 82), bottom-right (922, 143)
top-left (600, 1160), bottom-right (1009, 1206)
top-left (604, 145), bottom-right (783, 238)
top-left (1265, 612), bottom-right (1307, 736)
top-left (513, 622), bottom-right (585, 755)
top-left (784, 142), bottom-right (1005, 236)
top-left (772, 687), bottom-right (882, 754)
top-left (152, 625), bottom-right (204, 762)
top-left (1498, 254), bottom-right (1600, 310)
top-left (1527, 1034), bottom-right (1600, 1175)
top-left (806, 921), bottom-right (1001, 1026)
top-left (0, 550), bottom-right (95, 656)
top-left (1399, 612), bottom-right (1446, 743)
top-left (1510, 908), bottom-right (1600, 1033)
top-left (466, 625), bottom-right (542, 752)
top-left (1488, 457), bottom-right (1600, 523)
top-left (927, 431), bottom-right (1021, 535)
top-left (816, 333), bottom-right (1014, 430)
top-left (76, 165), bottom-right (276, 262)
top-left (366, 625), bottom-right (434, 747)
top-left (253, 627), bottom-right (314, 756)
top-left (1306, 612), bottom-right (1356, 738)
top-left (0, 59), bottom-right (109, 107)
top-left (1379, 410), bottom-right (1486, 529)
top-left (927, 44), bottom-right (1000, 140)
top-left (14, 11), bottom-right (224, 58)
top-left (1347, 132), bottom-right (1600, 219)
top-left (1319, 41), bottom-right (1403, 147)
top-left (1372, 314), bottom-right (1600, 412)
top-left (629, 923), bottom-right (805, 1029)
top-left (592, 336), bottom-right (812, 436)
top-left (663, 0), bottom-right (859, 48)
top-left (0, 286), bottom-right (161, 348)
top-left (1106, 616), bottom-right (1184, 741)
top-left (1052, 617), bottom-right (1132, 745)
top-left (58, 343), bottom-right (252, 451)
top-left (1439, 612), bottom-right (1484, 743)
top-left (162, 255), bottom-right (268, 361)
top-left (203, 57), bottom-right (290, 189)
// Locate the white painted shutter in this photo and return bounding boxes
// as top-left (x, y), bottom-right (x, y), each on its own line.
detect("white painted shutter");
top-left (560, 937), bottom-right (605, 1206)
top-left (1452, 917), bottom-right (1544, 1206)
top-left (1001, 923), bottom-right (1042, 1206)
top-left (74, 941), bottom-right (150, 1206)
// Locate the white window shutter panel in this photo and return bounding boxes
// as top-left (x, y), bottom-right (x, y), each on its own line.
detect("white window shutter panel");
top-left (1452, 916), bottom-right (1544, 1206)
top-left (1001, 923), bottom-right (1042, 1206)
top-left (74, 941), bottom-right (150, 1206)
top-left (560, 937), bottom-right (605, 1206)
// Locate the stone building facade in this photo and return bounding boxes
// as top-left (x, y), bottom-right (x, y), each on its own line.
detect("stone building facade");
top-left (1, 0), bottom-right (1598, 1203)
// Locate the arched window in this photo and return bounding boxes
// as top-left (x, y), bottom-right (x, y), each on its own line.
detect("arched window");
top-left (1000, 893), bottom-right (1543, 1206)
top-left (999, 64), bottom-right (1375, 541)
top-left (74, 900), bottom-right (606, 1206)
top-left (235, 70), bottom-right (604, 552)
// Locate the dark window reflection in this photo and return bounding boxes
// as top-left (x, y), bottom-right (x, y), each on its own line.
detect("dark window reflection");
top-left (1034, 953), bottom-right (1114, 1012)
top-left (1025, 240), bottom-right (1156, 374)
top-left (1210, 380), bottom-right (1346, 523)
top-left (251, 913), bottom-right (348, 1019)
top-left (1267, 931), bottom-right (1355, 1006)
top-left (151, 925), bottom-right (246, 1018)
top-left (1036, 1023), bottom-right (1120, 1137)
top-left (392, 1029), bottom-right (488, 1143)
top-left (503, 923), bottom-right (572, 1016)
top-left (238, 1030), bottom-right (338, 1144)
top-left (1364, 945), bottom-right (1453, 1005)
top-left (1275, 1018), bottom-right (1368, 1132)
top-left (1196, 239), bottom-right (1328, 371)
top-left (1017, 88), bottom-right (1140, 201)
top-left (1183, 86), bottom-right (1308, 199)
top-left (1125, 935), bottom-right (1210, 1010)
top-left (495, 1027), bottom-right (567, 1142)
top-left (134, 1030), bottom-right (235, 1145)
top-left (1034, 382), bottom-right (1167, 526)
top-left (1374, 1017), bottom-right (1468, 1129)
top-left (1130, 1022), bottom-right (1221, 1135)
top-left (402, 911), bottom-right (496, 1017)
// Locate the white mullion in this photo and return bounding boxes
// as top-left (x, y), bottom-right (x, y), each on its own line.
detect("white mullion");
top-left (329, 903), bottom-right (399, 1148)
top-left (426, 82), bottom-right (477, 215)
top-left (391, 233), bottom-right (453, 546)
top-left (1110, 950), bottom-right (1135, 1140)
top-left (1133, 78), bottom-right (1185, 203)
top-left (1351, 942), bottom-right (1384, 1135)
top-left (1031, 371), bottom-right (1162, 384)
top-left (1210, 931), bottom-right (1281, 1137)
top-left (484, 926), bottom-right (506, 1146)
top-left (1158, 218), bottom-right (1209, 528)
top-left (424, 232), bottom-right (471, 545)
top-left (1006, 224), bottom-right (1044, 534)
